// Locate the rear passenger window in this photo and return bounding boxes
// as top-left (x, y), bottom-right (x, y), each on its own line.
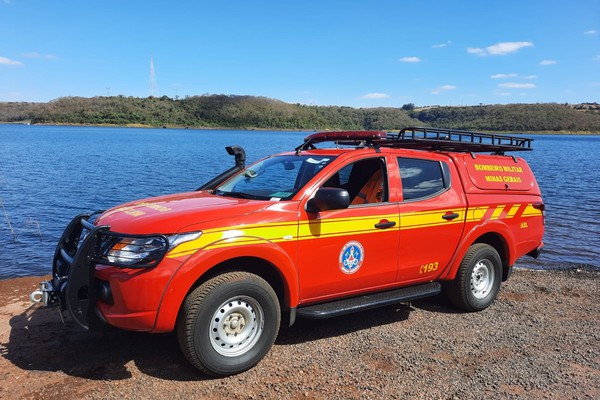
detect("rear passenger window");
top-left (398, 158), bottom-right (448, 201)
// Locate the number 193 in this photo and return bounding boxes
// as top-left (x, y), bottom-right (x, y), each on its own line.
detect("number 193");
top-left (419, 262), bottom-right (439, 274)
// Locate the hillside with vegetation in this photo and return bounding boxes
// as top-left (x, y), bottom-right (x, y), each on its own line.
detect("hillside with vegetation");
top-left (411, 103), bottom-right (600, 132)
top-left (1, 95), bottom-right (599, 132)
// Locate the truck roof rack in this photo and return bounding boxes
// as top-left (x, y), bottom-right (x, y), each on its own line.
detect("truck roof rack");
top-left (298, 127), bottom-right (533, 155)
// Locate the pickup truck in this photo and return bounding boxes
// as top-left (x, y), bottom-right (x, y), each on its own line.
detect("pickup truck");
top-left (31, 127), bottom-right (545, 376)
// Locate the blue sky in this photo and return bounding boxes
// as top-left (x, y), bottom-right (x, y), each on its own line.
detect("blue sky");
top-left (1, 0), bottom-right (598, 107)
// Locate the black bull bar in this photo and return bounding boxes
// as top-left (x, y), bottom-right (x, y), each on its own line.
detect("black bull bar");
top-left (30, 213), bottom-right (108, 330)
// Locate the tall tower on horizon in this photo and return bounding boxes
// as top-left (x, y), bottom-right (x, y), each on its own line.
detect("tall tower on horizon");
top-left (149, 56), bottom-right (158, 97)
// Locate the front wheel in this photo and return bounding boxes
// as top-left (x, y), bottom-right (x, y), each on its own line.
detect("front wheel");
top-left (177, 271), bottom-right (281, 376)
top-left (446, 243), bottom-right (502, 311)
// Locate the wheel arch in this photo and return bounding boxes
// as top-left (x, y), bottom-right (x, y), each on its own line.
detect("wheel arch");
top-left (441, 223), bottom-right (515, 282)
top-left (473, 232), bottom-right (511, 281)
top-left (153, 242), bottom-right (299, 332)
top-left (189, 256), bottom-right (292, 325)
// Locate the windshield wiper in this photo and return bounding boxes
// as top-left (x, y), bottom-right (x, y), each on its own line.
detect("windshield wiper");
top-left (215, 190), bottom-right (263, 200)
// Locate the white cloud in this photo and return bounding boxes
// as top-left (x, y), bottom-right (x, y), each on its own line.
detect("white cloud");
top-left (498, 82), bottom-right (536, 89)
top-left (523, 75), bottom-right (537, 79)
top-left (487, 42), bottom-right (534, 55)
top-left (497, 92), bottom-right (512, 96)
top-left (491, 73), bottom-right (517, 79)
top-left (467, 47), bottom-right (485, 55)
top-left (431, 85), bottom-right (457, 94)
top-left (432, 41), bottom-right (452, 48)
top-left (468, 41), bottom-right (533, 56)
top-left (593, 55), bottom-right (600, 61)
top-left (399, 56), bottom-right (422, 63)
top-left (539, 60), bottom-right (557, 65)
top-left (584, 30), bottom-right (597, 35)
top-left (361, 93), bottom-right (390, 99)
top-left (0, 56), bottom-right (23, 66)
top-left (22, 52), bottom-right (57, 60)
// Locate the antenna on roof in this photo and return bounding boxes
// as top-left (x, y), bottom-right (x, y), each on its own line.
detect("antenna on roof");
top-left (149, 56), bottom-right (158, 97)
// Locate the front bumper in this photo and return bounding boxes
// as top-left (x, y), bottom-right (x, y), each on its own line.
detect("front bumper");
top-left (31, 213), bottom-right (176, 331)
top-left (30, 213), bottom-right (111, 329)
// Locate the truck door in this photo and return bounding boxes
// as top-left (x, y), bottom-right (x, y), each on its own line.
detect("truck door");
top-left (297, 156), bottom-right (400, 303)
top-left (396, 156), bottom-right (466, 283)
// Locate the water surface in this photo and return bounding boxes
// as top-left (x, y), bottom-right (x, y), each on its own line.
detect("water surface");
top-left (0, 125), bottom-right (598, 279)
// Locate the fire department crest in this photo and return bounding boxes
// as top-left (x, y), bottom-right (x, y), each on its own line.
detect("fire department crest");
top-left (339, 241), bottom-right (364, 274)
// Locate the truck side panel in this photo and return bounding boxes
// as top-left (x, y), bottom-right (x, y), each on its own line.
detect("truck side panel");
top-left (439, 154), bottom-right (544, 280)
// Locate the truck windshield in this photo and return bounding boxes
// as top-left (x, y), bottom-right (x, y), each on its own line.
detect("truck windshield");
top-left (216, 155), bottom-right (335, 200)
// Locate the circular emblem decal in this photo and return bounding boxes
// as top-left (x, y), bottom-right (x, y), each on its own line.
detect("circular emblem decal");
top-left (339, 241), bottom-right (365, 274)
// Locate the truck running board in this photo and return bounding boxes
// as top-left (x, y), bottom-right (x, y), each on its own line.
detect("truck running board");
top-left (297, 282), bottom-right (441, 319)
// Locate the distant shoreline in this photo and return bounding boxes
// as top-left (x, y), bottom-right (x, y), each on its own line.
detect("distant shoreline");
top-left (1, 96), bottom-right (599, 133)
top-left (1, 121), bottom-right (598, 135)
top-left (0, 121), bottom-right (311, 133)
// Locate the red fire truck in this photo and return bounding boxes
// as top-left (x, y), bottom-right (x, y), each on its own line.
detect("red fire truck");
top-left (32, 127), bottom-right (544, 376)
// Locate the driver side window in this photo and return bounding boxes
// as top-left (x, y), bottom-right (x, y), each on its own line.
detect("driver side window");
top-left (324, 158), bottom-right (388, 205)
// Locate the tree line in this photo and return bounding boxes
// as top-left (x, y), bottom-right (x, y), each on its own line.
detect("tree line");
top-left (1, 95), bottom-right (599, 132)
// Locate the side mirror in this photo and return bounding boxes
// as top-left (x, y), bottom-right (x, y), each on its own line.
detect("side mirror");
top-left (306, 187), bottom-right (350, 213)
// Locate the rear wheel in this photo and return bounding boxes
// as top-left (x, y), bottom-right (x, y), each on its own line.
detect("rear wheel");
top-left (177, 271), bottom-right (280, 376)
top-left (446, 243), bottom-right (502, 311)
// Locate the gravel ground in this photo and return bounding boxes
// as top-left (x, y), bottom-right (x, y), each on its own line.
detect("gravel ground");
top-left (0, 268), bottom-right (598, 399)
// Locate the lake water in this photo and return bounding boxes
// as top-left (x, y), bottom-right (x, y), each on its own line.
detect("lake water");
top-left (0, 125), bottom-right (598, 279)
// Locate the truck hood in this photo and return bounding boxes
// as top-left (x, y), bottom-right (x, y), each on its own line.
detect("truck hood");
top-left (96, 191), bottom-right (272, 234)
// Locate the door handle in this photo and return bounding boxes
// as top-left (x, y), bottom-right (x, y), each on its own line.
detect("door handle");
top-left (442, 212), bottom-right (460, 220)
top-left (375, 220), bottom-right (397, 229)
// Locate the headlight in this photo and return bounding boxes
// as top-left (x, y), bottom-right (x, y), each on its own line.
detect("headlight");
top-left (98, 235), bottom-right (169, 268)
top-left (95, 231), bottom-right (202, 268)
top-left (167, 231), bottom-right (203, 251)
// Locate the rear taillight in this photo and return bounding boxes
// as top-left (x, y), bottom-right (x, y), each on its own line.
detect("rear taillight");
top-left (532, 202), bottom-right (545, 212)
top-left (533, 202), bottom-right (546, 224)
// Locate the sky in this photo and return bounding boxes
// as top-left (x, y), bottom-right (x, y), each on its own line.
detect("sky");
top-left (0, 0), bottom-right (599, 107)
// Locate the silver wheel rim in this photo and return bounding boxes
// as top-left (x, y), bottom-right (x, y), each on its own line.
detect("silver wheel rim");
top-left (470, 259), bottom-right (495, 299)
top-left (210, 296), bottom-right (264, 357)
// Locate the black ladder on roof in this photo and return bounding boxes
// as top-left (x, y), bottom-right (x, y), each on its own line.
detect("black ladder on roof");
top-left (298, 127), bottom-right (533, 154)
top-left (388, 127), bottom-right (533, 154)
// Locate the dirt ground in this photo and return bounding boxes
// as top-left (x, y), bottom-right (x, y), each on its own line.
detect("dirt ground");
top-left (1, 269), bottom-right (598, 399)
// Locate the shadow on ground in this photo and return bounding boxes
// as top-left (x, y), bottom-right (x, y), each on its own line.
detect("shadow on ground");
top-left (1, 305), bottom-right (203, 381)
top-left (1, 294), bottom-right (460, 381)
top-left (276, 293), bottom-right (463, 345)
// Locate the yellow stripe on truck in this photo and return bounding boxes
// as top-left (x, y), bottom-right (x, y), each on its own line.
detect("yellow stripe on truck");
top-left (490, 205), bottom-right (505, 220)
top-left (522, 203), bottom-right (543, 217)
top-left (167, 204), bottom-right (539, 259)
top-left (168, 213), bottom-right (401, 258)
top-left (465, 207), bottom-right (490, 222)
top-left (168, 221), bottom-right (298, 258)
top-left (401, 209), bottom-right (466, 230)
top-left (297, 213), bottom-right (399, 240)
top-left (506, 204), bottom-right (521, 218)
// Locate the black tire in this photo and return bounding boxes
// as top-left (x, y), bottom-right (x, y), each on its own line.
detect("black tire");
top-left (177, 271), bottom-right (281, 376)
top-left (446, 243), bottom-right (502, 312)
